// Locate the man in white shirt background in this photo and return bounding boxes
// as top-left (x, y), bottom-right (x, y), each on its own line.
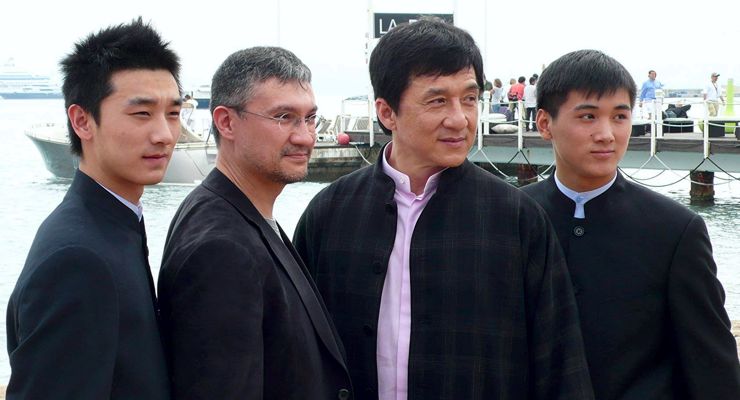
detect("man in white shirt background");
top-left (703, 72), bottom-right (725, 117)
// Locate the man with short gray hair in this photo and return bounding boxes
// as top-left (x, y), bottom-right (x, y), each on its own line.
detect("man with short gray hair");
top-left (158, 46), bottom-right (352, 399)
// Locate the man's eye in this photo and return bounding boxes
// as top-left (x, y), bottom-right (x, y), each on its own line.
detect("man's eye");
top-left (274, 113), bottom-right (292, 121)
top-left (306, 114), bottom-right (318, 123)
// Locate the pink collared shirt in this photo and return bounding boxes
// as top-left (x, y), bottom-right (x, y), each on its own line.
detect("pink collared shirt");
top-left (377, 144), bottom-right (443, 400)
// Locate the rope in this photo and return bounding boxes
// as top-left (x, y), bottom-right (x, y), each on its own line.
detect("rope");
top-left (619, 167), bottom-right (693, 188)
top-left (352, 143), bottom-right (373, 165)
top-left (469, 147), bottom-right (514, 179)
top-left (704, 158), bottom-right (740, 181)
top-left (619, 156), bottom-right (739, 187)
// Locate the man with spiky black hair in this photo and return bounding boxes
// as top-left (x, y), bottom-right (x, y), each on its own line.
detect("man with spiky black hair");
top-left (6, 18), bottom-right (181, 399)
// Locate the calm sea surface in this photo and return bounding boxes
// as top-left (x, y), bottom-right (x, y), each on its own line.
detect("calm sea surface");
top-left (1, 99), bottom-right (738, 382)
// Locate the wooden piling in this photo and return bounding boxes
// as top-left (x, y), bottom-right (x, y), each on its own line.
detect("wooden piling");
top-left (689, 171), bottom-right (715, 204)
top-left (517, 164), bottom-right (538, 187)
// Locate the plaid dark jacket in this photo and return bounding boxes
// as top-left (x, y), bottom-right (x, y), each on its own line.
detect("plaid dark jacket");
top-left (294, 157), bottom-right (594, 400)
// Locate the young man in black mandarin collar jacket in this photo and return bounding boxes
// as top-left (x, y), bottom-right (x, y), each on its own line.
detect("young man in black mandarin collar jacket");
top-left (158, 47), bottom-right (352, 399)
top-left (6, 19), bottom-right (182, 399)
top-left (522, 49), bottom-right (740, 400)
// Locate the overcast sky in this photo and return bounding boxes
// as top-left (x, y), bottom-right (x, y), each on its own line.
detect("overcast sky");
top-left (2, 0), bottom-right (739, 113)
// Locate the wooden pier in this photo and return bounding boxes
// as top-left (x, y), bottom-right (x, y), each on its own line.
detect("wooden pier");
top-left (346, 127), bottom-right (740, 202)
top-left (346, 130), bottom-right (740, 173)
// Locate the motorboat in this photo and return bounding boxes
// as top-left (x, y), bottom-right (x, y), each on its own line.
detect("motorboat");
top-left (189, 84), bottom-right (211, 109)
top-left (25, 120), bottom-right (217, 184)
top-left (25, 109), bottom-right (371, 184)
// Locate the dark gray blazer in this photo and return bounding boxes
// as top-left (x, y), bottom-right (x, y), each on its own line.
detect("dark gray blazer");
top-left (158, 168), bottom-right (352, 399)
top-left (522, 172), bottom-right (740, 400)
top-left (294, 156), bottom-right (594, 400)
top-left (6, 170), bottom-right (169, 399)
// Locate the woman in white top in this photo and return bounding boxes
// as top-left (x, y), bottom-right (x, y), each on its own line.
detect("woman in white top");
top-left (491, 78), bottom-right (504, 113)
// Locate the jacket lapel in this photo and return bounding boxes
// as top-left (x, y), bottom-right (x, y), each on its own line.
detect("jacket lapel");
top-left (202, 169), bottom-right (347, 367)
top-left (264, 224), bottom-right (347, 365)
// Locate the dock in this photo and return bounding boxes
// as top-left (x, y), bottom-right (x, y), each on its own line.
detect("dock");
top-left (346, 121), bottom-right (740, 203)
top-left (346, 130), bottom-right (740, 172)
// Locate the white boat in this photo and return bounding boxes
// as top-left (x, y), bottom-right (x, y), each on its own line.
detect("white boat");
top-left (189, 84), bottom-right (211, 109)
top-left (25, 121), bottom-right (218, 184)
top-left (25, 109), bottom-right (371, 184)
top-left (0, 59), bottom-right (62, 100)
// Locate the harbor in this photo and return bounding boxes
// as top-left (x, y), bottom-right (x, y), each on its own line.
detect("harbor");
top-left (2, 0), bottom-right (740, 392)
top-left (342, 96), bottom-right (740, 203)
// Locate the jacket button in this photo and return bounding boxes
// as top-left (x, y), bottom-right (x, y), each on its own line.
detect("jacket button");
top-left (338, 388), bottom-right (350, 399)
top-left (573, 226), bottom-right (585, 237)
top-left (363, 324), bottom-right (375, 336)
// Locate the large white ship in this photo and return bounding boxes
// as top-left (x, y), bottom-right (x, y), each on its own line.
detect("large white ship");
top-left (0, 59), bottom-right (62, 100)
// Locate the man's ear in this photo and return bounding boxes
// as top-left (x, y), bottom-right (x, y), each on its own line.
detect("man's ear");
top-left (536, 108), bottom-right (553, 140)
top-left (212, 106), bottom-right (237, 141)
top-left (68, 104), bottom-right (94, 142)
top-left (375, 98), bottom-right (397, 132)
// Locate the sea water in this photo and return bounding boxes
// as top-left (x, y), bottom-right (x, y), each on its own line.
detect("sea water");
top-left (0, 99), bottom-right (738, 382)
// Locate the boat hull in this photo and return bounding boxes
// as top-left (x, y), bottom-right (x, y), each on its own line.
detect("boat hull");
top-left (1, 92), bottom-right (63, 100)
top-left (25, 128), bottom-right (218, 184)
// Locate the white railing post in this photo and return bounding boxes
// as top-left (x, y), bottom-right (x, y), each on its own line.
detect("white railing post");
top-left (517, 100), bottom-right (524, 151)
top-left (656, 98), bottom-right (664, 138)
top-left (703, 100), bottom-right (710, 158)
top-left (479, 95), bottom-right (489, 150)
top-left (649, 99), bottom-right (656, 140)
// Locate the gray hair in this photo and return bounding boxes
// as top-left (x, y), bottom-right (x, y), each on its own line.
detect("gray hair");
top-left (210, 46), bottom-right (312, 143)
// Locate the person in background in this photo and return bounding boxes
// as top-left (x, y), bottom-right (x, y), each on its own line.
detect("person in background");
top-left (703, 72), bottom-right (725, 116)
top-left (523, 76), bottom-right (537, 131)
top-left (504, 77), bottom-right (516, 95)
top-left (499, 78), bottom-right (516, 121)
top-left (158, 46), bottom-right (352, 399)
top-left (507, 75), bottom-right (526, 118)
top-left (523, 49), bottom-right (740, 400)
top-left (639, 69), bottom-right (663, 119)
top-left (294, 18), bottom-right (593, 400)
top-left (490, 78), bottom-right (503, 113)
top-left (6, 18), bottom-right (180, 399)
top-left (181, 94), bottom-right (198, 130)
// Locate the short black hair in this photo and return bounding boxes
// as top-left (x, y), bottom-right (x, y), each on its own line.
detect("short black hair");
top-left (537, 49), bottom-right (636, 119)
top-left (60, 17), bottom-right (181, 156)
top-left (369, 17), bottom-right (484, 134)
top-left (518, 76), bottom-right (526, 83)
top-left (210, 47), bottom-right (311, 145)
